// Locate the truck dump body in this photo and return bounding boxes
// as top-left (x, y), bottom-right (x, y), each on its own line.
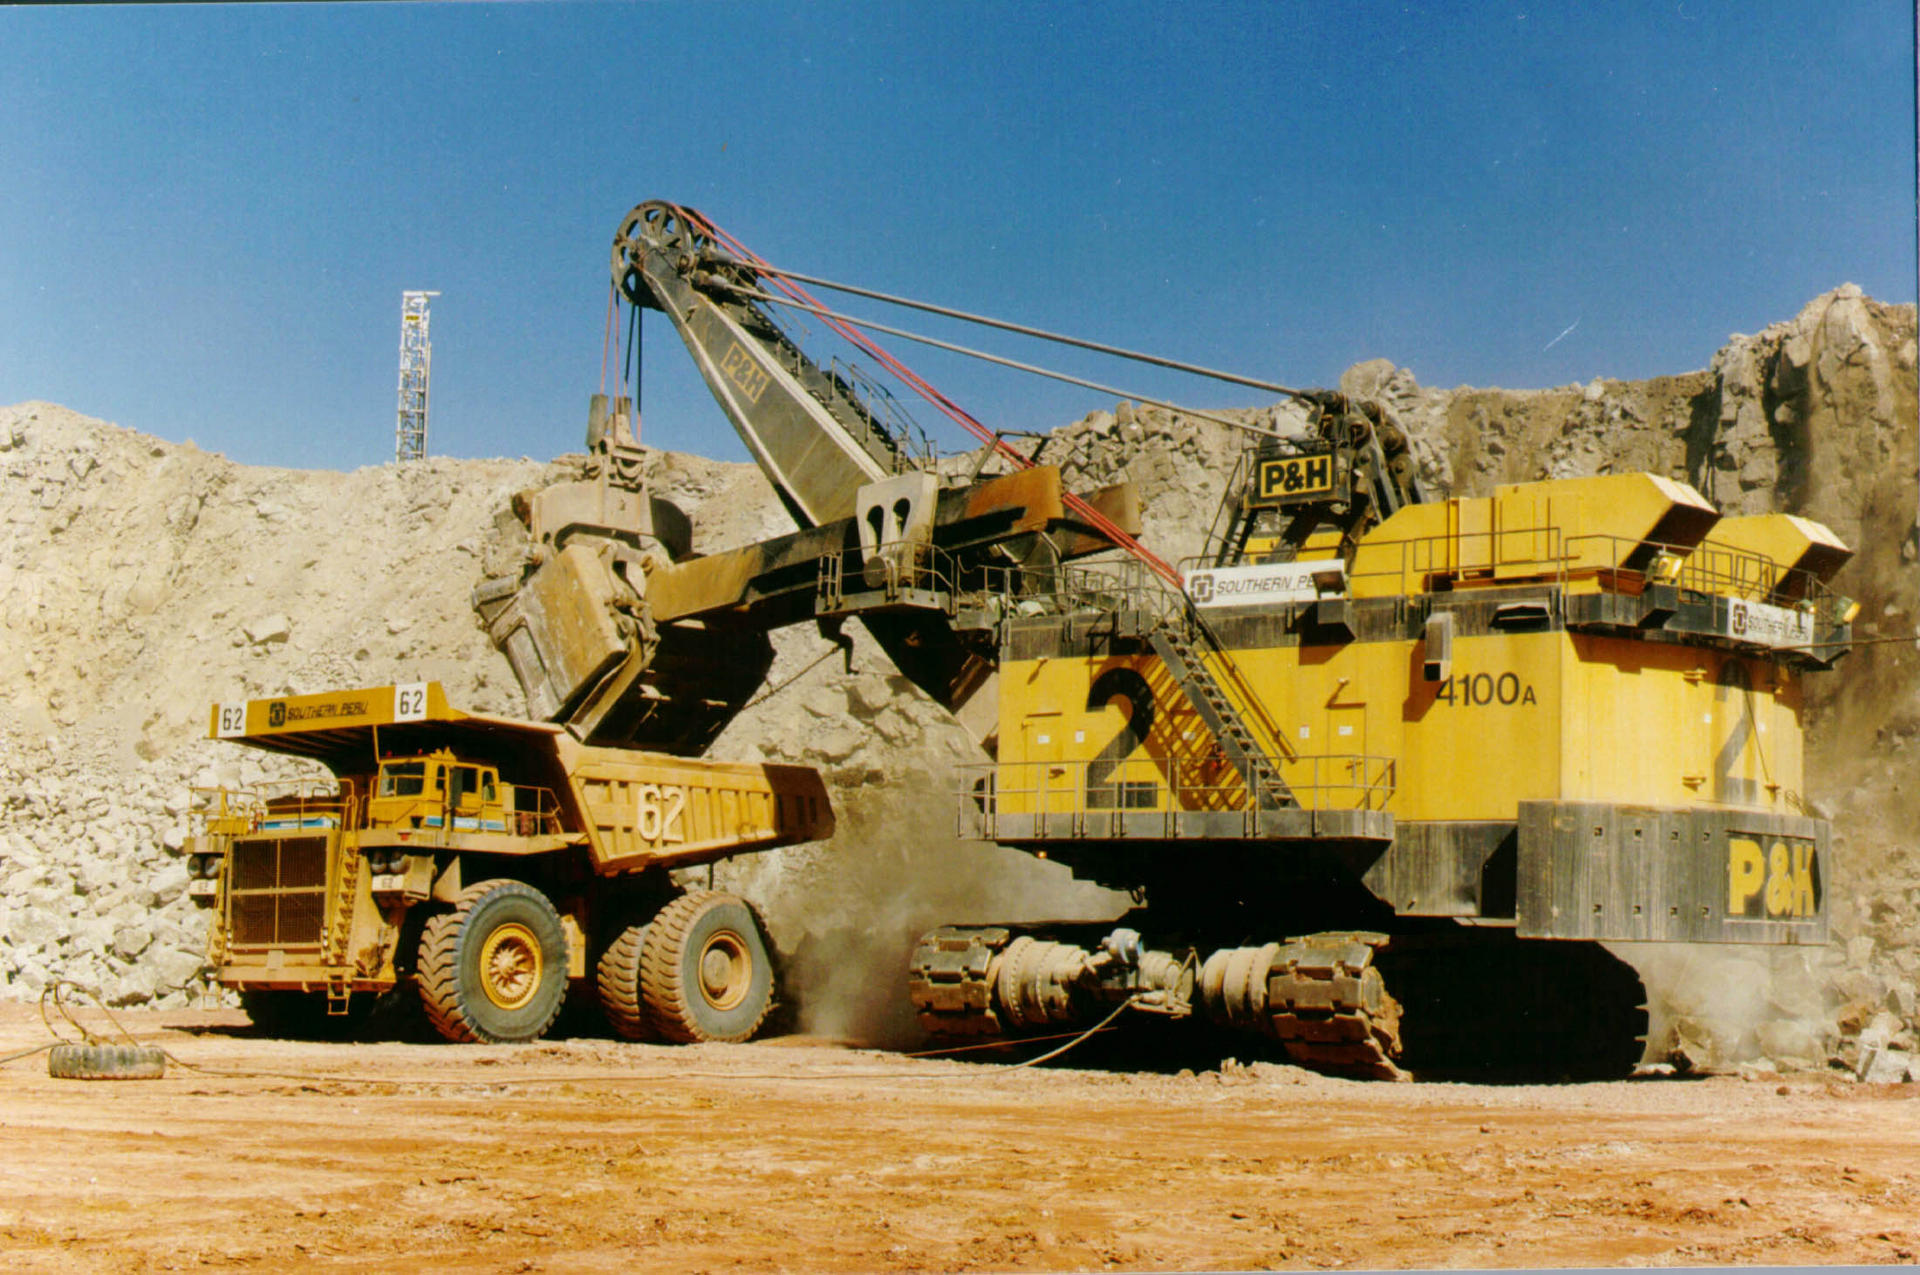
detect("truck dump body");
top-left (210, 681), bottom-right (830, 869)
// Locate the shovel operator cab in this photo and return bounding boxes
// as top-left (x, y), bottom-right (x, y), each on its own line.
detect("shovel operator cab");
top-left (186, 682), bottom-right (831, 1045)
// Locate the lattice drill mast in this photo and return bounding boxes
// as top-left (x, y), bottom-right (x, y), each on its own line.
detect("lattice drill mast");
top-left (395, 290), bottom-right (439, 462)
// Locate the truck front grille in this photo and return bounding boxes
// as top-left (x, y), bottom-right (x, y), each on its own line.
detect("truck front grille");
top-left (227, 835), bottom-right (331, 950)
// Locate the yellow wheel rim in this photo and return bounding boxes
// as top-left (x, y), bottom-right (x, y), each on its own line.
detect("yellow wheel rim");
top-left (697, 931), bottom-right (752, 1012)
top-left (478, 921), bottom-right (542, 1011)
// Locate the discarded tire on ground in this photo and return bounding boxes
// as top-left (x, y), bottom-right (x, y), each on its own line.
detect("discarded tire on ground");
top-left (417, 879), bottom-right (570, 1044)
top-left (48, 1042), bottom-right (167, 1081)
top-left (640, 891), bottom-right (774, 1044)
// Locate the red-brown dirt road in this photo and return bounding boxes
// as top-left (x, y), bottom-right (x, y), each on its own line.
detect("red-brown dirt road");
top-left (2, 1006), bottom-right (1917, 1272)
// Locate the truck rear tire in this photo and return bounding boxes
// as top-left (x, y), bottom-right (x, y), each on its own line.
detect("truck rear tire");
top-left (417, 879), bottom-right (569, 1044)
top-left (640, 891), bottom-right (774, 1044)
top-left (596, 921), bottom-right (656, 1041)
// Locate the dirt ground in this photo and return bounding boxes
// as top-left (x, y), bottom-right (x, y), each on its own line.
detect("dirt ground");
top-left (1, 1005), bottom-right (1917, 1273)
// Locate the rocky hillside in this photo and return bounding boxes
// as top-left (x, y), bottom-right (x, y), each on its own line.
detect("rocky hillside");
top-left (1, 286), bottom-right (1913, 1072)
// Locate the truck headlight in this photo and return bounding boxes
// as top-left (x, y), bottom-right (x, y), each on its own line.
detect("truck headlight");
top-left (368, 849), bottom-right (409, 875)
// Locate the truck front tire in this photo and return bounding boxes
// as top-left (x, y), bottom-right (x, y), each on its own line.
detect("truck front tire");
top-left (640, 891), bottom-right (775, 1043)
top-left (417, 879), bottom-right (569, 1044)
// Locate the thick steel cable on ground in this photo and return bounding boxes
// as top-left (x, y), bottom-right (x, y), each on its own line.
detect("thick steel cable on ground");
top-left (0, 1042), bottom-right (54, 1066)
top-left (40, 980), bottom-right (148, 1049)
top-left (9, 980), bottom-right (1143, 1084)
top-left (2, 1024), bottom-right (1144, 1086)
top-left (991, 997), bottom-right (1143, 1070)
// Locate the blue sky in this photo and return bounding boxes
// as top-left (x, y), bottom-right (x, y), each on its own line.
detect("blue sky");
top-left (3, 2), bottom-right (1913, 470)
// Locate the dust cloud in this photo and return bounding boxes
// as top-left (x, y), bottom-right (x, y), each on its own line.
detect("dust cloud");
top-left (1617, 942), bottom-right (1835, 1071)
top-left (707, 624), bottom-right (1127, 1048)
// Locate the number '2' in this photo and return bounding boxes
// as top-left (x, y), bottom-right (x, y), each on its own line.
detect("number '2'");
top-left (1085, 667), bottom-right (1155, 806)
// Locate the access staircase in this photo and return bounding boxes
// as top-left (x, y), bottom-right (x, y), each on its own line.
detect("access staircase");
top-left (1203, 448), bottom-right (1262, 567)
top-left (1147, 610), bottom-right (1294, 811)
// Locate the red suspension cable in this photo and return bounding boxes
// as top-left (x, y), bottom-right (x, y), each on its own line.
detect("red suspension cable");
top-left (681, 208), bottom-right (1183, 589)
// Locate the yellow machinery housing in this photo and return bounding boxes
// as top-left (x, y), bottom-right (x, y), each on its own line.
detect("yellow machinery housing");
top-left (188, 683), bottom-right (830, 1046)
top-left (915, 467), bottom-right (1853, 1076)
top-left (982, 473), bottom-right (1845, 934)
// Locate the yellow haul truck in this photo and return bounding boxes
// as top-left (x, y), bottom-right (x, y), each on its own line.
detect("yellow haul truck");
top-left (186, 682), bottom-right (830, 1045)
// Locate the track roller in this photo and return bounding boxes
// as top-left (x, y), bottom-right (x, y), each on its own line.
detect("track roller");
top-left (1200, 932), bottom-right (1405, 1079)
top-left (908, 926), bottom-right (1011, 1038)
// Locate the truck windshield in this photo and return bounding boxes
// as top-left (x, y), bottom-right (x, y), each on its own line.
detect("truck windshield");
top-left (379, 762), bottom-right (428, 797)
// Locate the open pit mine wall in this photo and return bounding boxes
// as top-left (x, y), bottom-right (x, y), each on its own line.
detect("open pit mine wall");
top-left (0, 287), bottom-right (1913, 1070)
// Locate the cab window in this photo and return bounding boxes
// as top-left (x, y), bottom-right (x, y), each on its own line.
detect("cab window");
top-left (378, 762), bottom-right (426, 798)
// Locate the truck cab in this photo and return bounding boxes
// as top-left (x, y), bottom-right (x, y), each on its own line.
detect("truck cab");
top-left (369, 751), bottom-right (509, 833)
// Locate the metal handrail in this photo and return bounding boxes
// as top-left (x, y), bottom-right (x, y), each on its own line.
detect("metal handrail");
top-left (957, 753), bottom-right (1397, 838)
top-left (831, 356), bottom-right (939, 470)
top-left (958, 553), bottom-right (1181, 621)
top-left (190, 786), bottom-right (264, 836)
top-left (1159, 601), bottom-right (1297, 767)
top-left (750, 306), bottom-right (916, 473)
top-left (822, 538), bottom-right (967, 615)
top-left (949, 556), bottom-right (1300, 767)
top-left (1174, 523), bottom-right (1841, 624)
top-left (193, 780), bottom-right (358, 835)
top-left (506, 785), bottom-right (568, 837)
top-left (1200, 449), bottom-right (1250, 564)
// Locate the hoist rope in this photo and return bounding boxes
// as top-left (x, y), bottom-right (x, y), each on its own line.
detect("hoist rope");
top-left (598, 281), bottom-right (617, 397)
top-left (705, 278), bottom-right (1302, 444)
top-left (739, 262), bottom-right (1313, 403)
top-left (682, 208), bottom-right (1183, 589)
